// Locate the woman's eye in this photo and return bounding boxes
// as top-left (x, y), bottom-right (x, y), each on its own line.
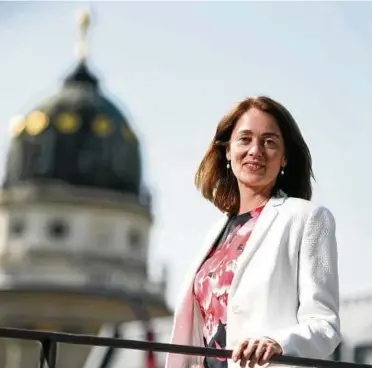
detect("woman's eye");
top-left (239, 136), bottom-right (250, 143)
top-left (264, 139), bottom-right (277, 147)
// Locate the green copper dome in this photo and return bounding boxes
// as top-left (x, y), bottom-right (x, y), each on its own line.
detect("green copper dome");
top-left (4, 61), bottom-right (142, 196)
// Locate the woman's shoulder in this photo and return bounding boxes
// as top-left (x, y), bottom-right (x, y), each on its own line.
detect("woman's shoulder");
top-left (281, 196), bottom-right (335, 225)
top-left (283, 196), bottom-right (317, 211)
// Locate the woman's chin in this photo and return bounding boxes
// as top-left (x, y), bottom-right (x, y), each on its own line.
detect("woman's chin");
top-left (238, 178), bottom-right (267, 188)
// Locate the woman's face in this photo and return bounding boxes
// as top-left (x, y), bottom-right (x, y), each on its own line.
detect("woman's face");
top-left (226, 108), bottom-right (287, 194)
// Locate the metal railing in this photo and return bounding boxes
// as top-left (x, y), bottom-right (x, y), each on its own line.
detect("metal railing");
top-left (0, 327), bottom-right (370, 368)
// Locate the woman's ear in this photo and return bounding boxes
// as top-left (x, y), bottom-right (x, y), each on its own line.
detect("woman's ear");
top-left (226, 146), bottom-right (231, 162)
top-left (281, 156), bottom-right (287, 168)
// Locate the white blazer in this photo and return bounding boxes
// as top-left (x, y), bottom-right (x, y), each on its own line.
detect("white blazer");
top-left (165, 192), bottom-right (341, 368)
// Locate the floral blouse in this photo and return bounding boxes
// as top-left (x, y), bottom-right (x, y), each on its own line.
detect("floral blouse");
top-left (194, 206), bottom-right (264, 368)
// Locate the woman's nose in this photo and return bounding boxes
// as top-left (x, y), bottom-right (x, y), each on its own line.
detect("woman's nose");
top-left (248, 141), bottom-right (263, 157)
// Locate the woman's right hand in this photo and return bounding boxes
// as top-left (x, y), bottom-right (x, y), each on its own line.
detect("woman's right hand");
top-left (231, 337), bottom-right (283, 367)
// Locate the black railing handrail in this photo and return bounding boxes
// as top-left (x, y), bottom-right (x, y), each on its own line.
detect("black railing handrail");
top-left (0, 327), bottom-right (370, 368)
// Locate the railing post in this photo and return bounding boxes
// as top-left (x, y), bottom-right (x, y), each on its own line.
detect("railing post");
top-left (39, 339), bottom-right (57, 368)
top-left (98, 324), bottom-right (121, 368)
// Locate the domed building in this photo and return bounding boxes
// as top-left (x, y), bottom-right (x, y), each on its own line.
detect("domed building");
top-left (0, 11), bottom-right (170, 368)
top-left (4, 61), bottom-right (143, 197)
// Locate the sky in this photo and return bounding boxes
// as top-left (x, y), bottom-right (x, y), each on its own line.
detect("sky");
top-left (1, 1), bottom-right (372, 310)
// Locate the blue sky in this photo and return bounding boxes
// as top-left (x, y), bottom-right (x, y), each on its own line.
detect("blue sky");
top-left (1, 2), bottom-right (372, 308)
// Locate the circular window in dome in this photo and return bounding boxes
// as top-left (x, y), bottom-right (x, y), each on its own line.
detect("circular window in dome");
top-left (55, 113), bottom-right (81, 134)
top-left (92, 116), bottom-right (112, 137)
top-left (9, 116), bottom-right (26, 137)
top-left (25, 111), bottom-right (49, 136)
top-left (47, 219), bottom-right (69, 239)
top-left (121, 126), bottom-right (136, 141)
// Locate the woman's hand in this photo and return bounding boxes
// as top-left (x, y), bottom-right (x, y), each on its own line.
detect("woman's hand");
top-left (231, 337), bottom-right (283, 367)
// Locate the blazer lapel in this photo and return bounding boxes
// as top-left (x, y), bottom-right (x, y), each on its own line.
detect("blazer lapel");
top-left (229, 193), bottom-right (287, 299)
top-left (174, 215), bottom-right (229, 315)
top-left (168, 215), bottom-right (229, 365)
top-left (190, 215), bottom-right (229, 284)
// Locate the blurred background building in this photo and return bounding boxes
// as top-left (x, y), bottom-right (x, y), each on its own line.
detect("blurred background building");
top-left (0, 10), bottom-right (170, 368)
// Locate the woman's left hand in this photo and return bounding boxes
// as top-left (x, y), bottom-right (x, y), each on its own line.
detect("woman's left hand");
top-left (231, 337), bottom-right (283, 367)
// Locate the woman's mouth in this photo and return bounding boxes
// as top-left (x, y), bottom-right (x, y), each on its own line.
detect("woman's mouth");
top-left (245, 162), bottom-right (265, 171)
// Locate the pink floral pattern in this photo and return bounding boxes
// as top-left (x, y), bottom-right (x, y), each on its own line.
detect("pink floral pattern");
top-left (194, 207), bottom-right (264, 368)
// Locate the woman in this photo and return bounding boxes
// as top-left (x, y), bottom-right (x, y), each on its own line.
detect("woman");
top-left (165, 96), bottom-right (340, 368)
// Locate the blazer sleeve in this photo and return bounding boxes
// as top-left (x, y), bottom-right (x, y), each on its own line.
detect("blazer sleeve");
top-left (267, 206), bottom-right (341, 358)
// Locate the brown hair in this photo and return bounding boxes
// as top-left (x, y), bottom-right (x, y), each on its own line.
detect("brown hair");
top-left (194, 96), bottom-right (314, 215)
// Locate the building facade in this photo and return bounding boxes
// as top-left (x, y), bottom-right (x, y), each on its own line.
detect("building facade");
top-left (0, 11), bottom-right (170, 368)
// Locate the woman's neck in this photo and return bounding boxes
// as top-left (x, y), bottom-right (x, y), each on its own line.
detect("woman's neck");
top-left (238, 185), bottom-right (271, 215)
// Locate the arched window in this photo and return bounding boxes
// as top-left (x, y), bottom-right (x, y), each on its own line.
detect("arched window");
top-left (9, 217), bottom-right (26, 237)
top-left (47, 219), bottom-right (69, 239)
